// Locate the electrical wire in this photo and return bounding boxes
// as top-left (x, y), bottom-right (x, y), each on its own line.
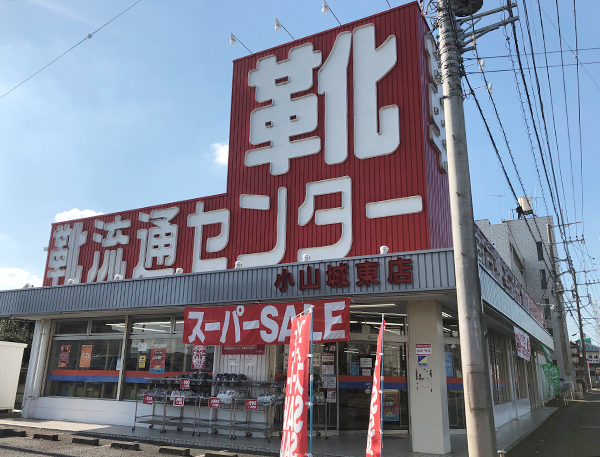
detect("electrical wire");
top-left (552, 0), bottom-right (578, 238)
top-left (465, 60), bottom-right (600, 73)
top-left (463, 46), bottom-right (600, 60)
top-left (538, 4), bottom-right (600, 91)
top-left (533, 0), bottom-right (571, 248)
top-left (0, 0), bottom-right (143, 101)
top-left (572, 0), bottom-right (585, 236)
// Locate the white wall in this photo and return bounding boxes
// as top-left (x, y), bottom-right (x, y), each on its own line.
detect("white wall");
top-left (0, 341), bottom-right (27, 410)
top-left (28, 397), bottom-right (135, 426)
top-left (407, 301), bottom-right (451, 455)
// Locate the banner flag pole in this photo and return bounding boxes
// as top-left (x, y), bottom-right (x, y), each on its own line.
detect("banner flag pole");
top-left (380, 314), bottom-right (385, 457)
top-left (309, 305), bottom-right (314, 457)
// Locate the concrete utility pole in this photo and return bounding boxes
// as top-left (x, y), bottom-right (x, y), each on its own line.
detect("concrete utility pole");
top-left (546, 224), bottom-right (573, 380)
top-left (437, 1), bottom-right (497, 455)
top-left (571, 279), bottom-right (590, 390)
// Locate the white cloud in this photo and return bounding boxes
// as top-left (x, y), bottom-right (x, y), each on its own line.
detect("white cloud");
top-left (0, 268), bottom-right (43, 291)
top-left (54, 208), bottom-right (104, 222)
top-left (212, 142), bottom-right (229, 166)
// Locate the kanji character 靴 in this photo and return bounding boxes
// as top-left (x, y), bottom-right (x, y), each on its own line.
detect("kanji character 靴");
top-left (326, 263), bottom-right (349, 288)
top-left (245, 43), bottom-right (322, 175)
top-left (356, 261), bottom-right (379, 287)
top-left (47, 222), bottom-right (87, 285)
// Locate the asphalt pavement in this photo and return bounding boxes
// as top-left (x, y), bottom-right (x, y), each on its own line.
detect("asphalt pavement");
top-left (507, 389), bottom-right (600, 457)
top-left (0, 426), bottom-right (263, 457)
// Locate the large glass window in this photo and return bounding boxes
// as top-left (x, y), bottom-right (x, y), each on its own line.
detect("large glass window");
top-left (488, 330), bottom-right (511, 404)
top-left (349, 312), bottom-right (406, 336)
top-left (512, 341), bottom-right (529, 399)
top-left (445, 343), bottom-right (465, 429)
top-left (122, 316), bottom-right (215, 400)
top-left (338, 341), bottom-right (408, 431)
top-left (54, 320), bottom-right (88, 335)
top-left (44, 337), bottom-right (122, 399)
top-left (91, 319), bottom-right (126, 334)
top-left (130, 317), bottom-right (172, 334)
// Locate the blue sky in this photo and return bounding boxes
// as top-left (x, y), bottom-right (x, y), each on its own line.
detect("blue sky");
top-left (0, 0), bottom-right (597, 341)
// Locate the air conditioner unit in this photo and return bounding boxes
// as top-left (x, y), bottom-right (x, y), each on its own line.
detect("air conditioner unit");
top-left (518, 196), bottom-right (534, 216)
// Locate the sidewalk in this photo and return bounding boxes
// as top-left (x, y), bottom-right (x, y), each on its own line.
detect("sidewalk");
top-left (507, 389), bottom-right (600, 457)
top-left (0, 407), bottom-right (558, 457)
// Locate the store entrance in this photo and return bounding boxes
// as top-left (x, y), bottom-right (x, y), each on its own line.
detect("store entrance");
top-left (338, 334), bottom-right (408, 432)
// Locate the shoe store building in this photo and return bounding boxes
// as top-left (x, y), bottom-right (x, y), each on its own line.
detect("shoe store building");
top-left (0, 3), bottom-right (554, 454)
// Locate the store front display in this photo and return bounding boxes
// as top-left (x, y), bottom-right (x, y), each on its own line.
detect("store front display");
top-left (0, 4), bottom-right (557, 455)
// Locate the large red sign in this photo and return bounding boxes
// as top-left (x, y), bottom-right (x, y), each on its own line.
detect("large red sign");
top-left (184, 299), bottom-right (349, 346)
top-left (42, 4), bottom-right (449, 288)
top-left (281, 314), bottom-right (311, 457)
top-left (366, 321), bottom-right (384, 457)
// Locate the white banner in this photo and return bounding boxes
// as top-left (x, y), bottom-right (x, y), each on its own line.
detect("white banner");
top-left (514, 326), bottom-right (531, 361)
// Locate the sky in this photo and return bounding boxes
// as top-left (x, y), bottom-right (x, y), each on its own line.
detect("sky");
top-left (0, 0), bottom-right (597, 341)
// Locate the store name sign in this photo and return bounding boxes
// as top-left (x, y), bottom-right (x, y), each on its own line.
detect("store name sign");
top-left (43, 4), bottom-right (450, 287)
top-left (183, 298), bottom-right (350, 345)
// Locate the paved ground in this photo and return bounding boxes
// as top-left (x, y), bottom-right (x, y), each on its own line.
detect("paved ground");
top-left (507, 389), bottom-right (600, 457)
top-left (0, 426), bottom-right (263, 457)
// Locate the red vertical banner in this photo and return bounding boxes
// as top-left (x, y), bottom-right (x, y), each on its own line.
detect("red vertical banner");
top-left (281, 314), bottom-right (311, 457)
top-left (366, 321), bottom-right (385, 457)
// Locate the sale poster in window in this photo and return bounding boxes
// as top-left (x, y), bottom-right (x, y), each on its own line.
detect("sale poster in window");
top-left (383, 391), bottom-right (400, 422)
top-left (59, 345), bottom-right (71, 368)
top-left (79, 345), bottom-right (92, 368)
top-left (149, 347), bottom-right (167, 374)
top-left (192, 345), bottom-right (206, 369)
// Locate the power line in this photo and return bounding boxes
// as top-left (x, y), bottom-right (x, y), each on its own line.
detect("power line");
top-left (463, 45), bottom-right (600, 60)
top-left (0, 0), bottom-right (143, 101)
top-left (465, 60), bottom-right (600, 73)
top-left (539, 4), bottom-right (600, 91)
top-left (553, 0), bottom-right (578, 238)
top-left (534, 0), bottom-right (571, 237)
top-left (572, 0), bottom-right (585, 236)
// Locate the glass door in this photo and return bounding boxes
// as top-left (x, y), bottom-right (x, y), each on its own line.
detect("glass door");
top-left (338, 338), bottom-right (408, 432)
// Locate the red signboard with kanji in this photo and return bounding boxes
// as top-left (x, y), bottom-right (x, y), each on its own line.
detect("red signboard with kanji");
top-left (42, 3), bottom-right (449, 287)
top-left (142, 394), bottom-right (153, 405)
top-left (180, 379), bottom-right (191, 390)
top-left (184, 299), bottom-right (350, 345)
top-left (208, 397), bottom-right (220, 409)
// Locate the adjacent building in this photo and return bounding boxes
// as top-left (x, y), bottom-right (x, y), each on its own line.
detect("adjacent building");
top-left (476, 214), bottom-right (574, 382)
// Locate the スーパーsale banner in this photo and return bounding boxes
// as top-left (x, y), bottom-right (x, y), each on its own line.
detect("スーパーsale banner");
top-left (366, 321), bottom-right (385, 457)
top-left (280, 313), bottom-right (311, 457)
top-left (183, 299), bottom-right (349, 346)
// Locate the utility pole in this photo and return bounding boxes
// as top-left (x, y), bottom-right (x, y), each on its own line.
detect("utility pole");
top-left (547, 224), bottom-right (573, 381)
top-left (571, 279), bottom-right (590, 391)
top-left (551, 221), bottom-right (589, 391)
top-left (437, 2), bottom-right (494, 456)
